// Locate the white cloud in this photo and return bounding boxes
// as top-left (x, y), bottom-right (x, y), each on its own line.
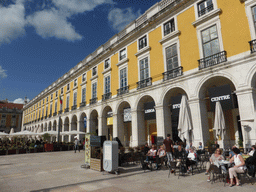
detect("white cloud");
top-left (0, 0), bottom-right (26, 45)
top-left (27, 8), bottom-right (82, 41)
top-left (13, 98), bottom-right (30, 104)
top-left (0, 66), bottom-right (7, 78)
top-left (52, 0), bottom-right (114, 14)
top-left (108, 8), bottom-right (141, 32)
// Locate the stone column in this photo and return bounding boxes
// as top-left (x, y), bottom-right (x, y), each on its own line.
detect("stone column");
top-left (69, 123), bottom-right (72, 142)
top-left (98, 116), bottom-right (103, 136)
top-left (155, 105), bottom-right (166, 138)
top-left (188, 98), bottom-right (208, 147)
top-left (236, 88), bottom-right (256, 148)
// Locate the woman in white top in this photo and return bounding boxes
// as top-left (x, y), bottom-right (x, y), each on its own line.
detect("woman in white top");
top-left (229, 148), bottom-right (246, 187)
top-left (186, 148), bottom-right (197, 172)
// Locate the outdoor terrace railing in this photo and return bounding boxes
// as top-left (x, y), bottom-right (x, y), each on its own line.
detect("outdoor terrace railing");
top-left (198, 51), bottom-right (227, 70)
top-left (49, 114), bottom-right (52, 118)
top-left (53, 112), bottom-right (57, 117)
top-left (90, 98), bottom-right (98, 105)
top-left (44, 116), bottom-right (47, 119)
top-left (102, 92), bottom-right (112, 101)
top-left (80, 102), bottom-right (86, 107)
top-left (137, 77), bottom-right (152, 89)
top-left (58, 110), bottom-right (62, 114)
top-left (71, 105), bottom-right (77, 110)
top-left (163, 66), bottom-right (183, 81)
top-left (249, 39), bottom-right (256, 54)
top-left (64, 108), bottom-right (69, 113)
top-left (117, 86), bottom-right (129, 96)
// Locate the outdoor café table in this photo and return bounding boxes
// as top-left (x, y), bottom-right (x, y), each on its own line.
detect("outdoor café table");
top-left (218, 160), bottom-right (232, 185)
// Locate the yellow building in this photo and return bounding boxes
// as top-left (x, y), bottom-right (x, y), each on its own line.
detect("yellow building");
top-left (23, 0), bottom-right (256, 149)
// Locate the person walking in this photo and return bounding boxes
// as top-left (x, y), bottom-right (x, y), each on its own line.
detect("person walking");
top-left (163, 134), bottom-right (173, 165)
top-left (74, 137), bottom-right (80, 153)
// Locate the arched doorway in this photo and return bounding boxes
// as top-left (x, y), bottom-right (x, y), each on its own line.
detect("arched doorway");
top-left (137, 95), bottom-right (156, 146)
top-left (44, 123), bottom-right (47, 132)
top-left (64, 117), bottom-right (69, 142)
top-left (71, 115), bottom-right (77, 142)
top-left (90, 110), bottom-right (98, 136)
top-left (163, 87), bottom-right (187, 142)
top-left (79, 112), bottom-right (87, 141)
top-left (117, 101), bottom-right (132, 147)
top-left (198, 76), bottom-right (239, 148)
top-left (48, 121), bottom-right (52, 131)
top-left (102, 106), bottom-right (113, 140)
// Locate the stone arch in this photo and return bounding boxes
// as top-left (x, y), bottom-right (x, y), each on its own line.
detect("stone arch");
top-left (197, 75), bottom-right (239, 148)
top-left (48, 121), bottom-right (52, 131)
top-left (101, 105), bottom-right (113, 140)
top-left (89, 109), bottom-right (98, 135)
top-left (116, 101), bottom-right (132, 147)
top-left (162, 87), bottom-right (188, 142)
top-left (136, 95), bottom-right (156, 146)
top-left (79, 112), bottom-right (87, 133)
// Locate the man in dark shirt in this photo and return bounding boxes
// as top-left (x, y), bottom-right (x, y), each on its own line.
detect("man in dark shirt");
top-left (163, 134), bottom-right (173, 165)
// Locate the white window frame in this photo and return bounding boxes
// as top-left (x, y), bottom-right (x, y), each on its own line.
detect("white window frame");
top-left (81, 85), bottom-right (86, 103)
top-left (119, 65), bottom-right (128, 89)
top-left (55, 91), bottom-right (58, 97)
top-left (73, 91), bottom-right (77, 106)
top-left (91, 80), bottom-right (97, 99)
top-left (162, 36), bottom-right (181, 72)
top-left (92, 66), bottom-right (98, 77)
top-left (162, 17), bottom-right (177, 37)
top-left (104, 73), bottom-right (111, 94)
top-left (137, 51), bottom-right (151, 81)
top-left (245, 0), bottom-right (256, 40)
top-left (196, 16), bottom-right (224, 59)
top-left (61, 87), bottom-right (64, 95)
top-left (67, 83), bottom-right (70, 92)
top-left (104, 58), bottom-right (111, 70)
top-left (74, 79), bottom-right (78, 88)
top-left (194, 0), bottom-right (218, 20)
top-left (138, 34), bottom-right (149, 51)
top-left (55, 101), bottom-right (57, 113)
top-left (119, 47), bottom-right (127, 61)
top-left (82, 73), bottom-right (87, 82)
top-left (66, 94), bottom-right (70, 109)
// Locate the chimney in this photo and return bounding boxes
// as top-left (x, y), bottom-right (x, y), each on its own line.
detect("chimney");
top-left (24, 96), bottom-right (27, 104)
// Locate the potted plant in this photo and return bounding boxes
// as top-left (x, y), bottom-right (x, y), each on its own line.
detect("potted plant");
top-left (237, 138), bottom-right (243, 151)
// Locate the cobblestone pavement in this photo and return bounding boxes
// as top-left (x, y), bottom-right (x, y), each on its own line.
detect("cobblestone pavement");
top-left (0, 151), bottom-right (255, 192)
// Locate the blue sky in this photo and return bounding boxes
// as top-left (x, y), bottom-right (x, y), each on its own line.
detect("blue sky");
top-left (0, 0), bottom-right (159, 104)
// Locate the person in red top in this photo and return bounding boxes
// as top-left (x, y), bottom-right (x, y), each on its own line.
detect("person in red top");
top-left (163, 134), bottom-right (173, 165)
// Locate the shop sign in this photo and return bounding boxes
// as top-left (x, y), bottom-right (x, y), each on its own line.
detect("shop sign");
top-left (171, 95), bottom-right (182, 117)
top-left (144, 101), bottom-right (156, 120)
top-left (208, 84), bottom-right (233, 111)
top-left (123, 108), bottom-right (131, 122)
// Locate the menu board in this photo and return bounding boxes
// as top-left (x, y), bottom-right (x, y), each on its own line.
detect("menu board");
top-left (84, 133), bottom-right (91, 165)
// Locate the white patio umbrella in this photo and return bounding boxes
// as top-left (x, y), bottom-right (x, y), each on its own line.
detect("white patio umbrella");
top-left (178, 95), bottom-right (193, 144)
top-left (10, 130), bottom-right (38, 136)
top-left (43, 131), bottom-right (58, 135)
top-left (213, 101), bottom-right (226, 149)
top-left (0, 132), bottom-right (8, 137)
top-left (65, 130), bottom-right (86, 135)
top-left (9, 128), bottom-right (15, 134)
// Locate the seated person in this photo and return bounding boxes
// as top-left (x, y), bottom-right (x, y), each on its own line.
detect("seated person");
top-left (229, 146), bottom-right (241, 159)
top-left (229, 148), bottom-right (246, 187)
top-left (143, 143), bottom-right (150, 156)
top-left (146, 144), bottom-right (157, 161)
top-left (157, 145), bottom-right (166, 165)
top-left (186, 148), bottom-right (197, 173)
top-left (245, 145), bottom-right (256, 177)
top-left (205, 148), bottom-right (225, 181)
top-left (175, 145), bottom-right (186, 159)
top-left (197, 142), bottom-right (204, 155)
top-left (146, 144), bottom-right (158, 169)
top-left (248, 145), bottom-right (255, 157)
